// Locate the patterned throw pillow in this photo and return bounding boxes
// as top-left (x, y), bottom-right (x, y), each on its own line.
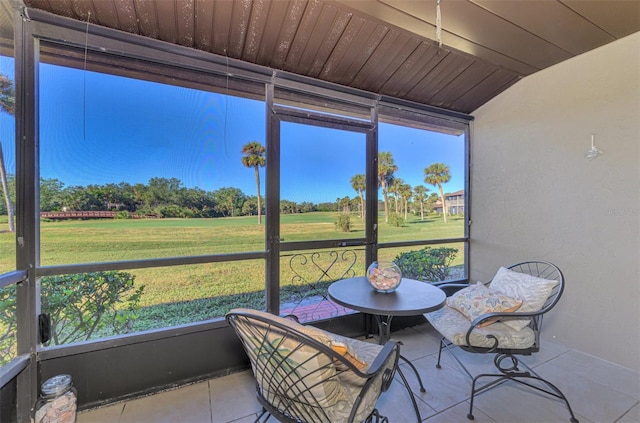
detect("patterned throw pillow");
top-left (489, 267), bottom-right (559, 331)
top-left (446, 282), bottom-right (523, 327)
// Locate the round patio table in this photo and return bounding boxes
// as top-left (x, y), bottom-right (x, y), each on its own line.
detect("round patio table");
top-left (328, 276), bottom-right (446, 343)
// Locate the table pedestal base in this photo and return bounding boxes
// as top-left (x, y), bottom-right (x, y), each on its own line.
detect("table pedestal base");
top-left (373, 314), bottom-right (426, 392)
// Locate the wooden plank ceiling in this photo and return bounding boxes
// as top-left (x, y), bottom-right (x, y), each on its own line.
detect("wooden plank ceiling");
top-left (21, 0), bottom-right (640, 114)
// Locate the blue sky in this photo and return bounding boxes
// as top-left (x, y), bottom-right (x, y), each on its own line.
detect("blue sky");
top-left (1, 59), bottom-right (465, 204)
top-left (0, 57), bottom-right (15, 173)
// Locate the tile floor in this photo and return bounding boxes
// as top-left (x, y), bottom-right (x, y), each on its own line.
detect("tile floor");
top-left (77, 323), bottom-right (640, 423)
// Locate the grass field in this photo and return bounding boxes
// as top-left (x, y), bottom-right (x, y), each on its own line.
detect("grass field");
top-left (0, 212), bottom-right (466, 336)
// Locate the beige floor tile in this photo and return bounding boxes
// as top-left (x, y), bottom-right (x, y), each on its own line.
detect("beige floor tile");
top-left (77, 403), bottom-right (124, 423)
top-left (226, 414), bottom-right (264, 423)
top-left (423, 401), bottom-right (497, 422)
top-left (390, 326), bottom-right (441, 361)
top-left (618, 403), bottom-right (640, 423)
top-left (405, 355), bottom-right (472, 412)
top-left (209, 371), bottom-right (261, 423)
top-left (525, 337), bottom-right (571, 367)
top-left (376, 374), bottom-right (437, 422)
top-left (536, 360), bottom-right (637, 423)
top-left (119, 381), bottom-right (211, 423)
top-left (413, 322), bottom-right (446, 343)
top-left (471, 382), bottom-right (590, 423)
top-left (549, 349), bottom-right (640, 397)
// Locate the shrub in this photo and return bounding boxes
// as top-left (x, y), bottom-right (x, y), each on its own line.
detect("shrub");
top-left (394, 246), bottom-right (458, 282)
top-left (0, 271), bottom-right (144, 364)
top-left (41, 271), bottom-right (144, 345)
top-left (156, 204), bottom-right (193, 218)
top-left (114, 210), bottom-right (130, 219)
top-left (388, 213), bottom-right (404, 227)
top-left (0, 285), bottom-right (17, 365)
top-left (334, 214), bottom-right (352, 232)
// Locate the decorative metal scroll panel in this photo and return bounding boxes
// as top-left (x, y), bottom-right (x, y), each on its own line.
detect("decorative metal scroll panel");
top-left (279, 248), bottom-right (365, 322)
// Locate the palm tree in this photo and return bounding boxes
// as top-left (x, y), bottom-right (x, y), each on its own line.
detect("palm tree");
top-left (350, 174), bottom-right (365, 220)
top-left (241, 141), bottom-right (266, 224)
top-left (424, 163), bottom-right (451, 223)
top-left (0, 74), bottom-right (15, 232)
top-left (387, 178), bottom-right (400, 214)
top-left (338, 196), bottom-right (351, 214)
top-left (377, 152), bottom-right (397, 224)
top-left (413, 185), bottom-right (430, 221)
top-left (398, 182), bottom-right (412, 220)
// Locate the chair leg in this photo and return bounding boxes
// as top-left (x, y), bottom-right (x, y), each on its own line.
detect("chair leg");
top-left (513, 358), bottom-right (579, 423)
top-left (366, 409), bottom-right (390, 423)
top-left (436, 337), bottom-right (445, 368)
top-left (522, 375), bottom-right (580, 423)
top-left (254, 408), bottom-right (269, 423)
top-left (435, 338), bottom-right (474, 380)
top-left (467, 372), bottom-right (509, 420)
top-left (437, 346), bottom-right (579, 422)
top-left (400, 354), bottom-right (426, 392)
top-left (395, 365), bottom-right (422, 423)
top-left (466, 358), bottom-right (580, 423)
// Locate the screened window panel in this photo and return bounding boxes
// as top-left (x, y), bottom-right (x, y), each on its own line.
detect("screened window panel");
top-left (39, 260), bottom-right (265, 345)
top-left (377, 121), bottom-right (466, 243)
top-left (0, 50), bottom-right (15, 273)
top-left (279, 122), bottom-right (367, 242)
top-left (38, 55), bottom-right (267, 265)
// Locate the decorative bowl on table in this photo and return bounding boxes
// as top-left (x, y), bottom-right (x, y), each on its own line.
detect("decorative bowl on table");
top-left (367, 261), bottom-right (402, 293)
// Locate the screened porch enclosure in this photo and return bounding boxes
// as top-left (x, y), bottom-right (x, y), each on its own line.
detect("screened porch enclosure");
top-left (1, 5), bottom-right (472, 421)
top-left (2, 2), bottom-right (639, 422)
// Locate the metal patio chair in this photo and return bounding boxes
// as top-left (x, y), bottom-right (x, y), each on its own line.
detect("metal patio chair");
top-left (425, 261), bottom-right (579, 422)
top-left (226, 308), bottom-right (419, 423)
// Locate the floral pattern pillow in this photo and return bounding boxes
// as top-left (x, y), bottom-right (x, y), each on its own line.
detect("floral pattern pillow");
top-left (488, 267), bottom-right (559, 330)
top-left (446, 282), bottom-right (523, 327)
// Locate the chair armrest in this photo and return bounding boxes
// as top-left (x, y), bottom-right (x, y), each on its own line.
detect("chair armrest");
top-left (463, 308), bottom-right (547, 352)
top-left (335, 340), bottom-right (399, 379)
top-left (355, 340), bottom-right (400, 393)
top-left (361, 340), bottom-right (399, 377)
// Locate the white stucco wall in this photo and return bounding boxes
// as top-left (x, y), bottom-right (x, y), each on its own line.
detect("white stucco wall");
top-left (471, 32), bottom-right (640, 371)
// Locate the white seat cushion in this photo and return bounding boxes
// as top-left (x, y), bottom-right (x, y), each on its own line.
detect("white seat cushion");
top-left (425, 305), bottom-right (536, 349)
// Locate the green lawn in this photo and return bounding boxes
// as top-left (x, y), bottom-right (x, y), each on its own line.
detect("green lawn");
top-left (1, 212), bottom-right (464, 268)
top-left (0, 212), bottom-right (466, 335)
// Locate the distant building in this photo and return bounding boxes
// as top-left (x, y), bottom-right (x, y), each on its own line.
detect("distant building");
top-left (433, 190), bottom-right (465, 215)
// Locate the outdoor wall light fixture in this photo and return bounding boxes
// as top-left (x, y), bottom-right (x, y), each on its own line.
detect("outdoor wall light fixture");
top-left (585, 134), bottom-right (603, 160)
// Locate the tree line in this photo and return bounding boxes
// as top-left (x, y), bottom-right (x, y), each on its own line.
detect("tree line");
top-left (0, 160), bottom-right (455, 223)
top-left (0, 175), bottom-right (351, 219)
top-left (0, 166), bottom-right (452, 222)
top-left (22, 176), bottom-right (263, 218)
